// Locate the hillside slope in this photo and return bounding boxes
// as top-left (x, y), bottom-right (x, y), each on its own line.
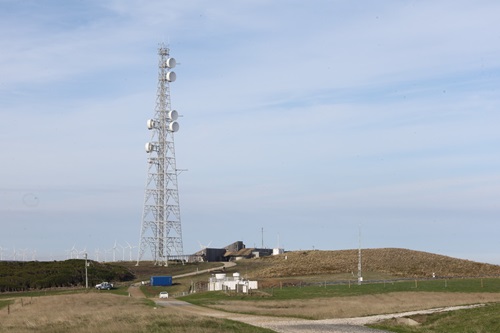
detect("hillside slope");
top-left (247, 248), bottom-right (500, 278)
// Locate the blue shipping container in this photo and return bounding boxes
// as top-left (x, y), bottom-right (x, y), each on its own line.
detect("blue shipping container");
top-left (150, 276), bottom-right (172, 286)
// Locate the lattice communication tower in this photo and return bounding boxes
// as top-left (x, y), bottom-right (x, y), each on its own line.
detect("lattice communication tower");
top-left (137, 45), bottom-right (184, 266)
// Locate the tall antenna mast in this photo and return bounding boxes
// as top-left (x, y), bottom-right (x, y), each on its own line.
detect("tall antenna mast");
top-left (261, 227), bottom-right (264, 248)
top-left (136, 44), bottom-right (184, 266)
top-left (357, 225), bottom-right (363, 285)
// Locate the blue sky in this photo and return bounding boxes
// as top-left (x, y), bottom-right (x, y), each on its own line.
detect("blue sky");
top-left (1, 1), bottom-right (499, 264)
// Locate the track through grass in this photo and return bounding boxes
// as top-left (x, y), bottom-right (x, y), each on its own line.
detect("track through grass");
top-left (370, 302), bottom-right (500, 333)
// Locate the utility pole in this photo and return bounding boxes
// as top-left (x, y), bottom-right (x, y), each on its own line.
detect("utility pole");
top-left (261, 227), bottom-right (264, 248)
top-left (84, 252), bottom-right (88, 289)
top-left (357, 225), bottom-right (362, 285)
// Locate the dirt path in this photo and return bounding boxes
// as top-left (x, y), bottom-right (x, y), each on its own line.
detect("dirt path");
top-left (156, 299), bottom-right (483, 333)
top-left (127, 283), bottom-right (145, 298)
top-left (173, 261), bottom-right (236, 279)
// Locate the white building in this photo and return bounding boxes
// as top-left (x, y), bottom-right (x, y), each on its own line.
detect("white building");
top-left (208, 272), bottom-right (258, 293)
top-left (273, 248), bottom-right (285, 255)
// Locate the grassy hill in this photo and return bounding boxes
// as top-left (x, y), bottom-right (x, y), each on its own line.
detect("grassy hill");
top-left (233, 248), bottom-right (500, 279)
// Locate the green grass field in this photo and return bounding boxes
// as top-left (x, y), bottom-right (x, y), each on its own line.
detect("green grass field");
top-left (370, 302), bottom-right (500, 333)
top-left (0, 288), bottom-right (85, 300)
top-left (181, 278), bottom-right (500, 304)
top-left (265, 278), bottom-right (500, 300)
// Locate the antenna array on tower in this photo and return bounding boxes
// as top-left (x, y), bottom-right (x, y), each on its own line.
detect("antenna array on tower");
top-left (136, 45), bottom-right (184, 266)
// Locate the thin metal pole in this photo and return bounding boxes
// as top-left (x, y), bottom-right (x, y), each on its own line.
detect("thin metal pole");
top-left (357, 225), bottom-right (362, 285)
top-left (84, 253), bottom-right (88, 289)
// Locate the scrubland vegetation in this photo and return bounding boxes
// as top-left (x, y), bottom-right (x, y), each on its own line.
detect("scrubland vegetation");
top-left (0, 260), bottom-right (133, 292)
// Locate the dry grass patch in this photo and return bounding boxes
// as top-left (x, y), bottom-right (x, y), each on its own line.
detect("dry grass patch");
top-left (244, 248), bottom-right (500, 279)
top-left (0, 293), bottom-right (272, 333)
top-left (207, 292), bottom-right (500, 320)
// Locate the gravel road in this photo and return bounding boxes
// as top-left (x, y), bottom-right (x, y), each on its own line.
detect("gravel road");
top-left (157, 299), bottom-right (483, 333)
top-left (156, 299), bottom-right (387, 332)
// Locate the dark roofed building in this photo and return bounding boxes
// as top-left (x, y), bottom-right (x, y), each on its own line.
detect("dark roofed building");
top-left (193, 241), bottom-right (273, 262)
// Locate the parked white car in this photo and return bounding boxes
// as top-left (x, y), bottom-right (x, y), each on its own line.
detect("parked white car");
top-left (159, 291), bottom-right (169, 299)
top-left (95, 282), bottom-right (113, 290)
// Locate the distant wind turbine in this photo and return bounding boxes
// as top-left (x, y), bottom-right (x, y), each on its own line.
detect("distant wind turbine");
top-left (118, 243), bottom-right (125, 261)
top-left (0, 246), bottom-right (7, 261)
top-left (20, 248), bottom-right (28, 261)
top-left (94, 248), bottom-right (100, 262)
top-left (198, 241), bottom-right (212, 250)
top-left (113, 241), bottom-right (118, 262)
top-left (79, 247), bottom-right (87, 259)
top-left (125, 242), bottom-right (136, 261)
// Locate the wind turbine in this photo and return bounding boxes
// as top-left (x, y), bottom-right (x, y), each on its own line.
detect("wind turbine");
top-left (125, 242), bottom-right (136, 261)
top-left (20, 248), bottom-right (28, 261)
top-left (104, 248), bottom-right (111, 262)
top-left (65, 247), bottom-right (72, 259)
top-left (0, 246), bottom-right (7, 261)
top-left (79, 247), bottom-right (87, 259)
top-left (118, 243), bottom-right (125, 261)
top-left (113, 241), bottom-right (118, 262)
top-left (70, 244), bottom-right (78, 259)
top-left (198, 240), bottom-right (212, 250)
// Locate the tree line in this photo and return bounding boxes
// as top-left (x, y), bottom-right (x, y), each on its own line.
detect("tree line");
top-left (0, 259), bottom-right (134, 292)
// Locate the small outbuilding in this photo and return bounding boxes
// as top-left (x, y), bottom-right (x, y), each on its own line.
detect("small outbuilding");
top-left (150, 276), bottom-right (173, 286)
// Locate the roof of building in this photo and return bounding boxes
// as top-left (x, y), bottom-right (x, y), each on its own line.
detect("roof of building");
top-left (224, 248), bottom-right (255, 258)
